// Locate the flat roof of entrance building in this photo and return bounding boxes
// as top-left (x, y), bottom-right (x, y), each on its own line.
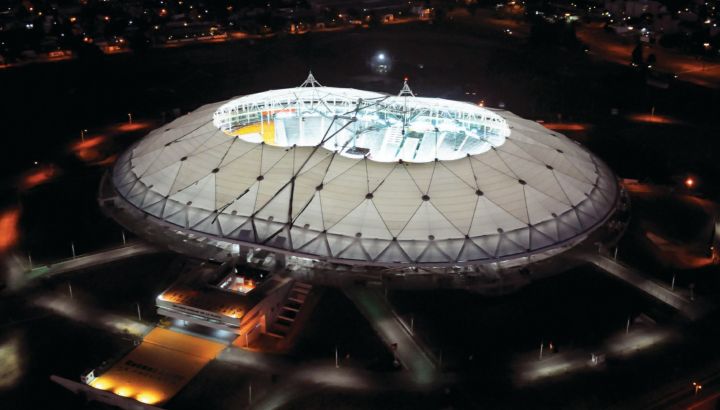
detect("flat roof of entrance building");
top-left (158, 283), bottom-right (261, 320)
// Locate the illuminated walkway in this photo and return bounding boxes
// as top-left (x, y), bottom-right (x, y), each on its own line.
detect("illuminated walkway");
top-left (585, 253), bottom-right (709, 320)
top-left (218, 347), bottom-right (380, 390)
top-left (513, 326), bottom-right (678, 386)
top-left (343, 286), bottom-right (438, 386)
top-left (33, 292), bottom-right (150, 337)
top-left (218, 346), bottom-right (391, 410)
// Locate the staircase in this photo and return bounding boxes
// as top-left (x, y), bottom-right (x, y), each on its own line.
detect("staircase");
top-left (266, 281), bottom-right (313, 339)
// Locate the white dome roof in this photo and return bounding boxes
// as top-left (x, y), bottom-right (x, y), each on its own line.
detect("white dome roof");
top-left (111, 80), bottom-right (618, 266)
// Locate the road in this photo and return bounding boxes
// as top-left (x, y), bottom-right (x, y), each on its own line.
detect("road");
top-left (611, 357), bottom-right (720, 410)
top-left (576, 23), bottom-right (720, 89)
top-left (447, 8), bottom-right (720, 89)
top-left (0, 17), bottom-right (427, 70)
top-left (343, 286), bottom-right (438, 386)
top-left (621, 181), bottom-right (720, 267)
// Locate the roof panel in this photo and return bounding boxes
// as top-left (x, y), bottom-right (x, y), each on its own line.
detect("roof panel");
top-left (371, 166), bottom-right (424, 236)
top-left (398, 202), bottom-right (463, 240)
top-left (327, 199), bottom-right (393, 240)
top-left (428, 167), bottom-right (478, 234)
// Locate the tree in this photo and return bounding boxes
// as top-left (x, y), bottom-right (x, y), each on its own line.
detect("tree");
top-left (631, 43), bottom-right (643, 66)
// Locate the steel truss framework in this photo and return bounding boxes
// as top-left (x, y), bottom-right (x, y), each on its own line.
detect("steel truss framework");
top-left (212, 76), bottom-right (509, 163)
top-left (111, 75), bottom-right (619, 267)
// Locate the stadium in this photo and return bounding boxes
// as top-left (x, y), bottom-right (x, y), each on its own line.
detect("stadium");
top-left (99, 74), bottom-right (625, 293)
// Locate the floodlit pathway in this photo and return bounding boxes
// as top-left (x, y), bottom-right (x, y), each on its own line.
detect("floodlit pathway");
top-left (32, 292), bottom-right (151, 338)
top-left (513, 325), bottom-right (679, 386)
top-left (219, 345), bottom-right (440, 410)
top-left (246, 380), bottom-right (307, 410)
top-left (343, 286), bottom-right (439, 386)
top-left (218, 347), bottom-right (382, 390)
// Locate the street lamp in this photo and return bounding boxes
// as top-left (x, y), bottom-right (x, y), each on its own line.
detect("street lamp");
top-left (693, 381), bottom-right (702, 395)
top-left (128, 112), bottom-right (133, 124)
top-left (690, 283), bottom-right (695, 301)
top-left (371, 52), bottom-right (391, 74)
top-left (685, 177), bottom-right (695, 189)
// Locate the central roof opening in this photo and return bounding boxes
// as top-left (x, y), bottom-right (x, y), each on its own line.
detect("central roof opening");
top-left (213, 77), bottom-right (510, 163)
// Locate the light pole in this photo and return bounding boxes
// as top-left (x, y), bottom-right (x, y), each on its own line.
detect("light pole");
top-left (539, 341), bottom-right (544, 360)
top-left (690, 283), bottom-right (695, 301)
top-left (671, 274), bottom-right (676, 291)
top-left (685, 177), bottom-right (695, 189)
top-left (71, 241), bottom-right (76, 258)
top-left (136, 302), bottom-right (142, 321)
top-left (626, 316), bottom-right (631, 334)
top-left (121, 230), bottom-right (126, 245)
top-left (68, 282), bottom-right (74, 299)
top-left (128, 112), bottom-right (133, 124)
top-left (335, 346), bottom-right (339, 368)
